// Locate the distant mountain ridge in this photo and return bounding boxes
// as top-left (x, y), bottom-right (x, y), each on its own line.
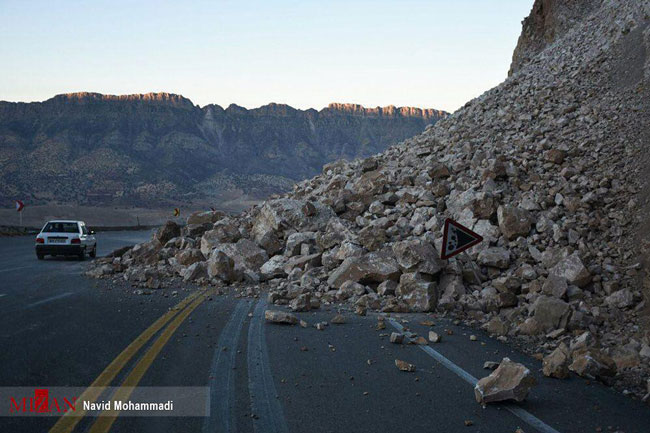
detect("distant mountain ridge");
top-left (30, 92), bottom-right (446, 119)
top-left (0, 92), bottom-right (447, 209)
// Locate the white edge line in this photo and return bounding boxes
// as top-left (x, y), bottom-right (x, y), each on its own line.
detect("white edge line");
top-left (0, 265), bottom-right (33, 273)
top-left (388, 318), bottom-right (562, 433)
top-left (25, 292), bottom-right (74, 309)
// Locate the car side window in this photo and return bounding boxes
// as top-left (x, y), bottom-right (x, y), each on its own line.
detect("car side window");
top-left (81, 224), bottom-right (88, 235)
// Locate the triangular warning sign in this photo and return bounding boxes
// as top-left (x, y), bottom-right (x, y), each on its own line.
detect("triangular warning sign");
top-left (440, 218), bottom-right (484, 260)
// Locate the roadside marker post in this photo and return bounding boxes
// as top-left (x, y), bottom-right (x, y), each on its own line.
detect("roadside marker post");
top-left (15, 200), bottom-right (25, 226)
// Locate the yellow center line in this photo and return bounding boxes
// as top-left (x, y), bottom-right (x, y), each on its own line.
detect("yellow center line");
top-left (88, 291), bottom-right (210, 433)
top-left (49, 289), bottom-right (206, 433)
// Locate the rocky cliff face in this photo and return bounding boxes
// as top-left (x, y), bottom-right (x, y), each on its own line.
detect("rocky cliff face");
top-left (509, 0), bottom-right (603, 75)
top-left (0, 96), bottom-right (446, 208)
top-left (89, 0), bottom-right (650, 398)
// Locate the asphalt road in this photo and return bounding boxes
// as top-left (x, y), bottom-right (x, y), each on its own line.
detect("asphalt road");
top-left (0, 231), bottom-right (649, 433)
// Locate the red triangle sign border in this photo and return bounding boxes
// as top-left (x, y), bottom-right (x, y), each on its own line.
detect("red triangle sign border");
top-left (440, 218), bottom-right (484, 260)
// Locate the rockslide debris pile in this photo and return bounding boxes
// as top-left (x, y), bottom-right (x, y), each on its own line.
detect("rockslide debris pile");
top-left (88, 0), bottom-right (650, 398)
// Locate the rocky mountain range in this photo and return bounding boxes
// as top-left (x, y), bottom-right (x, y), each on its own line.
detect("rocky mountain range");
top-left (89, 0), bottom-right (650, 400)
top-left (0, 94), bottom-right (446, 210)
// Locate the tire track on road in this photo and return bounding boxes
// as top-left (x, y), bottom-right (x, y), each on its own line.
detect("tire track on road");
top-left (247, 300), bottom-right (289, 433)
top-left (202, 300), bottom-right (252, 433)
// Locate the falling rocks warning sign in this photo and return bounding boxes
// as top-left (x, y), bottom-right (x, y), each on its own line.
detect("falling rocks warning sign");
top-left (440, 218), bottom-right (484, 260)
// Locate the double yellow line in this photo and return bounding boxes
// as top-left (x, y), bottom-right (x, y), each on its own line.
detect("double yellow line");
top-left (50, 289), bottom-right (210, 433)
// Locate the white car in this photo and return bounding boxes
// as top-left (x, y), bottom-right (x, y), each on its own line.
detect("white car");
top-left (35, 220), bottom-right (97, 260)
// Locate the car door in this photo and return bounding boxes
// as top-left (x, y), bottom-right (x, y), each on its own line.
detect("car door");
top-left (79, 223), bottom-right (90, 249)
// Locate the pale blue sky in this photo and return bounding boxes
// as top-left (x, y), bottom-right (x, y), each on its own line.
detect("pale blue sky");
top-left (0, 0), bottom-right (532, 112)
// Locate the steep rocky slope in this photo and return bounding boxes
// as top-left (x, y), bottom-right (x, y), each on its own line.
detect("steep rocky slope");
top-left (0, 94), bottom-right (445, 208)
top-left (509, 0), bottom-right (603, 75)
top-left (89, 0), bottom-right (650, 398)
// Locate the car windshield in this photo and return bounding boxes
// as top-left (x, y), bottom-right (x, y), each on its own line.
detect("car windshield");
top-left (43, 222), bottom-right (79, 233)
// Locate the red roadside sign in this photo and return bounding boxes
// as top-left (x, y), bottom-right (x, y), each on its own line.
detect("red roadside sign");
top-left (15, 200), bottom-right (24, 212)
top-left (440, 218), bottom-right (483, 259)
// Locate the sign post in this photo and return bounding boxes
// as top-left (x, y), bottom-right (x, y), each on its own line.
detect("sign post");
top-left (15, 200), bottom-right (25, 226)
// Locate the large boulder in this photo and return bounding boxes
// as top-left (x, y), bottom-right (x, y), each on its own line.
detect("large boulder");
top-left (474, 358), bottom-right (536, 404)
top-left (396, 272), bottom-right (438, 312)
top-left (201, 218), bottom-right (241, 256)
top-left (357, 226), bottom-right (387, 251)
top-left (486, 316), bottom-right (509, 336)
top-left (377, 280), bottom-right (398, 297)
top-left (187, 210), bottom-right (225, 225)
top-left (548, 252), bottom-right (591, 288)
top-left (570, 331), bottom-right (597, 353)
top-left (253, 199), bottom-right (334, 238)
top-left (392, 239), bottom-right (444, 275)
top-left (254, 229), bottom-right (282, 256)
top-left (497, 205), bottom-right (532, 240)
top-left (212, 239), bottom-right (269, 275)
top-left (290, 293), bottom-right (312, 312)
top-left (155, 221), bottom-right (181, 245)
top-left (327, 250), bottom-right (400, 289)
top-left (316, 218), bottom-right (356, 250)
top-left (336, 281), bottom-right (367, 300)
top-left (604, 289), bottom-right (634, 309)
top-left (260, 255), bottom-right (288, 281)
top-left (284, 232), bottom-right (317, 257)
top-left (438, 273), bottom-right (466, 300)
top-left (206, 251), bottom-right (240, 282)
top-left (183, 223), bottom-right (212, 238)
top-left (477, 247), bottom-right (511, 269)
top-left (542, 274), bottom-right (568, 298)
top-left (569, 349), bottom-right (617, 380)
top-left (531, 296), bottom-right (570, 331)
top-left (347, 170), bottom-right (387, 201)
top-left (130, 239), bottom-right (163, 265)
top-left (175, 249), bottom-right (205, 266)
top-left (183, 262), bottom-right (208, 282)
top-left (283, 253), bottom-right (322, 274)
